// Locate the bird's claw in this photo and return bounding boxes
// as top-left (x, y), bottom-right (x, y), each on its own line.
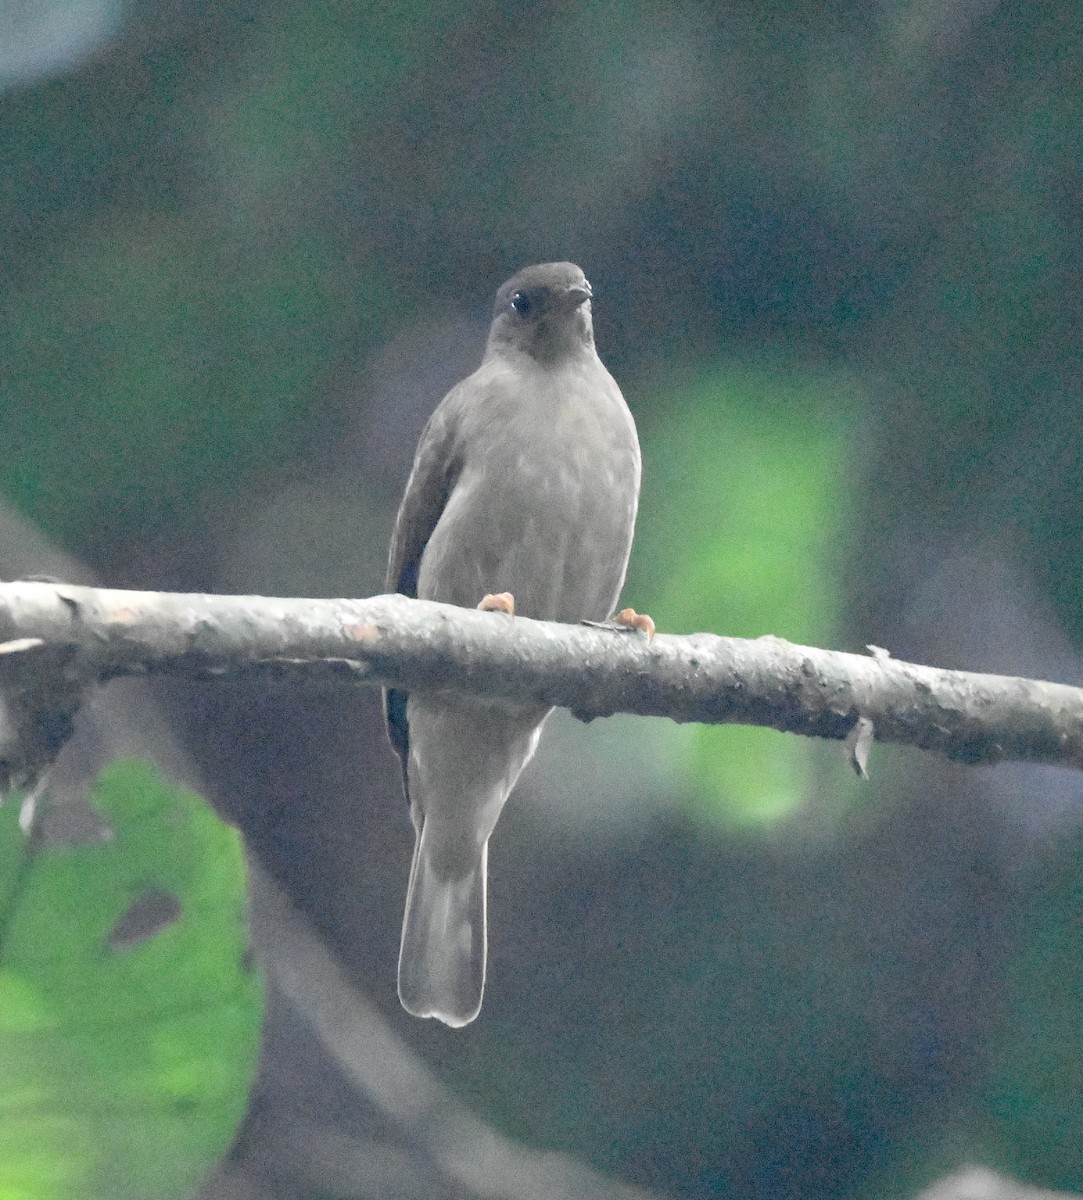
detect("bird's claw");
top-left (613, 607), bottom-right (656, 640)
top-left (478, 591), bottom-right (515, 617)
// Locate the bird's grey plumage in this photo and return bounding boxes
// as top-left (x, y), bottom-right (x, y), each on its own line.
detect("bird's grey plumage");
top-left (385, 262), bottom-right (640, 1026)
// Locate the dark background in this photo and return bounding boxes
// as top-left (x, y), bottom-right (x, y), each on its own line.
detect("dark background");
top-left (2, 1), bottom-right (1081, 1197)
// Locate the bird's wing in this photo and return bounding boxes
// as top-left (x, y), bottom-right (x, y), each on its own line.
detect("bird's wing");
top-left (384, 390), bottom-right (466, 792)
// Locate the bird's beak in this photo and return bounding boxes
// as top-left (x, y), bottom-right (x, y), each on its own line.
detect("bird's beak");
top-left (562, 282), bottom-right (593, 309)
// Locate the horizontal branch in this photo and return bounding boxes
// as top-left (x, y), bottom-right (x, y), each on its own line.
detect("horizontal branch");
top-left (0, 582), bottom-right (1082, 782)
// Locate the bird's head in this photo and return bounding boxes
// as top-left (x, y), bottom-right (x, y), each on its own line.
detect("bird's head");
top-left (487, 262), bottom-right (595, 363)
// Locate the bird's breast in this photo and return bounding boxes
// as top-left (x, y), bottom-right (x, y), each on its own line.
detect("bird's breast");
top-left (418, 371), bottom-right (639, 624)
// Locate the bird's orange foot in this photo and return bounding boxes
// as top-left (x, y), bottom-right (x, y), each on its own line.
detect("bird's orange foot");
top-left (478, 591), bottom-right (515, 617)
top-left (613, 607), bottom-right (656, 641)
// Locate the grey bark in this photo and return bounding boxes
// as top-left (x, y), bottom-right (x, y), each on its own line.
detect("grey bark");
top-left (1, 581), bottom-right (1082, 790)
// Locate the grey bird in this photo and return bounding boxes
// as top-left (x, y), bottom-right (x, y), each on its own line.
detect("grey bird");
top-left (385, 262), bottom-right (642, 1027)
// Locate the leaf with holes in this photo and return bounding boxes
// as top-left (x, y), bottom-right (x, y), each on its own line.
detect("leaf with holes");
top-left (0, 759), bottom-right (261, 1199)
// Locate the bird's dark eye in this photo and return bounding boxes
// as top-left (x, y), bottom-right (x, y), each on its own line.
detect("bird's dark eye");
top-left (510, 291), bottom-right (532, 316)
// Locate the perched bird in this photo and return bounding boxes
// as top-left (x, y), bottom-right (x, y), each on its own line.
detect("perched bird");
top-left (385, 262), bottom-right (642, 1027)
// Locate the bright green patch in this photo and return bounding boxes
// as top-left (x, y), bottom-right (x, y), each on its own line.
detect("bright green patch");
top-left (626, 363), bottom-right (860, 824)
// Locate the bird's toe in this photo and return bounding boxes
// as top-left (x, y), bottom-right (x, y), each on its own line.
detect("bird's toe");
top-left (613, 607), bottom-right (655, 641)
top-left (478, 591), bottom-right (515, 617)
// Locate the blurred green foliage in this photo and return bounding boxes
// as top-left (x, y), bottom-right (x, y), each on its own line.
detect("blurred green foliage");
top-left (629, 364), bottom-right (859, 822)
top-left (0, 217), bottom-right (369, 550)
top-left (0, 761), bottom-right (261, 1200)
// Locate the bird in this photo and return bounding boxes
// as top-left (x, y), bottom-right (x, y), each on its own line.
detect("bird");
top-left (385, 261), bottom-right (643, 1027)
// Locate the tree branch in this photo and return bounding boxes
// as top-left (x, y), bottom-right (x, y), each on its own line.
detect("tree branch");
top-left (0, 581), bottom-right (1081, 785)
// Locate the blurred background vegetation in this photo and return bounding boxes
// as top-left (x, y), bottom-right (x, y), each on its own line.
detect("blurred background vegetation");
top-left (1, 0), bottom-right (1080, 1197)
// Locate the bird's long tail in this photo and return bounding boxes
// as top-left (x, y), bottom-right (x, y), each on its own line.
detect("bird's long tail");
top-left (397, 820), bottom-right (486, 1028)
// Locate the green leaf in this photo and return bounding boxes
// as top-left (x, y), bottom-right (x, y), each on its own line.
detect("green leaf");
top-left (0, 760), bottom-right (261, 1200)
